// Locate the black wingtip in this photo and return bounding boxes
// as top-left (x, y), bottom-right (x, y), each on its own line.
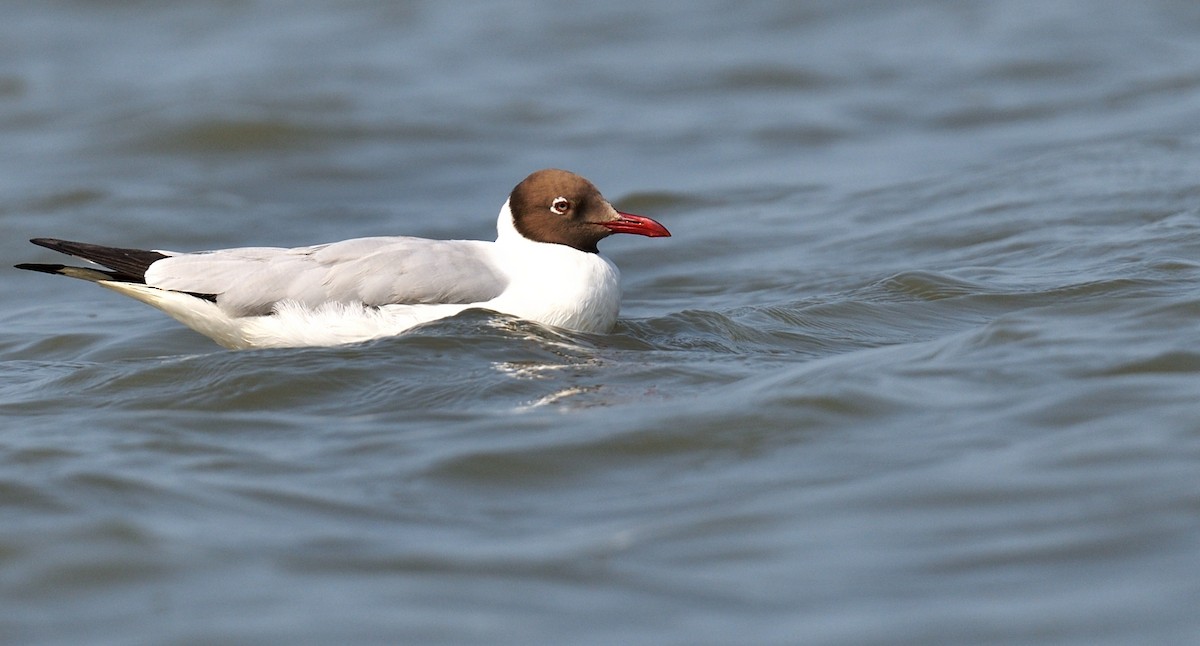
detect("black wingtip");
top-left (14, 262), bottom-right (67, 275)
top-left (15, 262), bottom-right (130, 283)
top-left (29, 238), bottom-right (69, 252)
top-left (22, 237), bottom-right (168, 281)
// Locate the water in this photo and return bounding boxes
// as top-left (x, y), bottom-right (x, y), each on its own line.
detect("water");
top-left (3, 1), bottom-right (1200, 643)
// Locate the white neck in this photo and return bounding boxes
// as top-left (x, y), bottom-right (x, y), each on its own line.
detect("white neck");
top-left (495, 199), bottom-right (522, 244)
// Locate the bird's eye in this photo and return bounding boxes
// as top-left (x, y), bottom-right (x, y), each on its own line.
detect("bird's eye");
top-left (550, 197), bottom-right (571, 215)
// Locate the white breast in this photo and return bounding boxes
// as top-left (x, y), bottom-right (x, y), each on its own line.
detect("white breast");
top-left (485, 245), bottom-right (621, 333)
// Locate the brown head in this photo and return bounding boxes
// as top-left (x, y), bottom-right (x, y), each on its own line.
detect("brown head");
top-left (508, 169), bottom-right (670, 253)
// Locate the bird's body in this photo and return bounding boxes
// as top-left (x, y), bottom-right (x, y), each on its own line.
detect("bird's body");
top-left (16, 169), bottom-right (670, 349)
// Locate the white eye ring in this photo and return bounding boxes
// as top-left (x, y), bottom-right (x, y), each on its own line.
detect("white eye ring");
top-left (550, 197), bottom-right (571, 215)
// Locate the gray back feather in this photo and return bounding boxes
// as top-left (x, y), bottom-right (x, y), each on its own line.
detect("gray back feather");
top-left (144, 237), bottom-right (506, 316)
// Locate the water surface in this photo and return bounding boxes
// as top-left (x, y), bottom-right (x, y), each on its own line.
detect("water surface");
top-left (3, 1), bottom-right (1200, 644)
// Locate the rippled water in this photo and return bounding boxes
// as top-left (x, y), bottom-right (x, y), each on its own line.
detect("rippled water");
top-left (4, 1), bottom-right (1200, 644)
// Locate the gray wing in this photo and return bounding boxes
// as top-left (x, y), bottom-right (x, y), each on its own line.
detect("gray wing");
top-left (143, 237), bottom-right (507, 316)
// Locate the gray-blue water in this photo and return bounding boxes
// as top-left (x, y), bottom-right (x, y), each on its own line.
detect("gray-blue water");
top-left (3, 1), bottom-right (1200, 644)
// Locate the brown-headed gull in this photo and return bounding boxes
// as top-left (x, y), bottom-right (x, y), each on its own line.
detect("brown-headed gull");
top-left (15, 169), bottom-right (671, 349)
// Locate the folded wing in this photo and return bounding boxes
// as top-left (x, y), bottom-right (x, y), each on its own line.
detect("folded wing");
top-left (145, 237), bottom-right (507, 316)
